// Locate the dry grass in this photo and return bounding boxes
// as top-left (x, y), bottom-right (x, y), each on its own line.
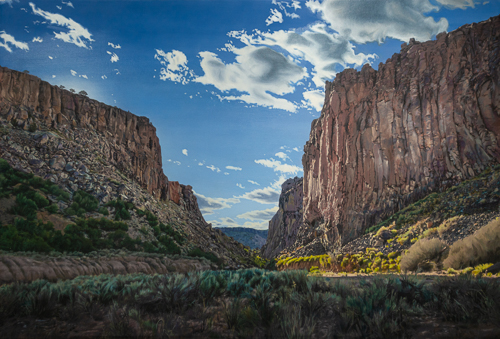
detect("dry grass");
top-left (400, 238), bottom-right (447, 272)
top-left (443, 217), bottom-right (500, 269)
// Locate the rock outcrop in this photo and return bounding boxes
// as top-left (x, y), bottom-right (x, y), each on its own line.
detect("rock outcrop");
top-left (261, 177), bottom-right (304, 258)
top-left (0, 66), bottom-right (186, 205)
top-left (298, 15), bottom-right (500, 253)
top-left (0, 66), bottom-right (253, 268)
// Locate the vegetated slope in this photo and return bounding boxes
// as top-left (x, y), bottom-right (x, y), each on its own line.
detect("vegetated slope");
top-left (0, 66), bottom-right (255, 272)
top-left (216, 227), bottom-right (268, 249)
top-left (273, 15), bottom-right (500, 257)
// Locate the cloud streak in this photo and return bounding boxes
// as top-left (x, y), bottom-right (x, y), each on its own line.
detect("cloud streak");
top-left (29, 2), bottom-right (94, 48)
top-left (0, 31), bottom-right (29, 52)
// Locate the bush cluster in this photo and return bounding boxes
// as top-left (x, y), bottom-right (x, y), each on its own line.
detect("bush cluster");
top-left (105, 199), bottom-right (134, 220)
top-left (1, 269), bottom-right (498, 337)
top-left (65, 190), bottom-right (99, 217)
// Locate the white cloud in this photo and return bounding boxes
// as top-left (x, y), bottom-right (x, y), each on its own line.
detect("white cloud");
top-left (52, 75), bottom-right (56, 78)
top-left (266, 8), bottom-right (283, 26)
top-left (236, 183), bottom-right (245, 189)
top-left (293, 147), bottom-right (299, 152)
top-left (62, 1), bottom-right (74, 8)
top-left (108, 42), bottom-right (121, 49)
top-left (56, 5), bottom-right (62, 10)
top-left (198, 162), bottom-right (204, 166)
top-left (237, 206), bottom-right (279, 221)
top-left (195, 45), bottom-right (306, 112)
top-left (29, 2), bottom-right (94, 48)
top-left (224, 172), bottom-right (230, 175)
top-left (209, 218), bottom-right (268, 230)
top-left (48, 55), bottom-right (53, 59)
top-left (154, 49), bottom-right (194, 85)
top-left (106, 51), bottom-right (119, 63)
top-left (436, 0), bottom-right (475, 9)
top-left (70, 69), bottom-right (77, 76)
top-left (207, 165), bottom-right (221, 173)
top-left (273, 0), bottom-right (301, 19)
top-left (301, 89), bottom-right (325, 111)
top-left (194, 191), bottom-right (240, 215)
top-left (228, 24), bottom-right (376, 88)
top-left (226, 166), bottom-right (242, 171)
top-left (173, 160), bottom-right (181, 165)
top-left (0, 31), bottom-right (29, 52)
top-left (248, 180), bottom-right (260, 186)
top-left (0, 0), bottom-right (16, 6)
top-left (255, 158), bottom-right (302, 175)
top-left (182, 149), bottom-right (188, 156)
top-left (101, 75), bottom-right (107, 79)
top-left (275, 151), bottom-right (291, 162)
top-left (238, 186), bottom-right (280, 205)
top-left (79, 74), bottom-right (88, 79)
top-left (113, 69), bottom-right (121, 75)
top-left (32, 36), bottom-right (43, 43)
top-left (305, 0), bottom-right (449, 44)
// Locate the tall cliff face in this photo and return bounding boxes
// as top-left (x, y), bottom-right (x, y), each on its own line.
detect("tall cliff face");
top-left (301, 16), bottom-right (500, 252)
top-left (261, 177), bottom-right (304, 258)
top-left (0, 66), bottom-right (196, 208)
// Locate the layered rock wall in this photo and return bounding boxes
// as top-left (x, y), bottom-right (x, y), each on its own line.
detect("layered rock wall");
top-left (261, 177), bottom-right (303, 258)
top-left (302, 16), bottom-right (500, 251)
top-left (0, 66), bottom-right (201, 212)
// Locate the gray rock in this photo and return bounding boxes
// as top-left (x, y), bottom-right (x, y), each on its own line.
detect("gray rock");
top-left (65, 162), bottom-right (75, 172)
top-left (49, 155), bottom-right (66, 170)
top-left (486, 262), bottom-right (500, 275)
top-left (38, 133), bottom-right (49, 145)
top-left (28, 159), bottom-right (45, 168)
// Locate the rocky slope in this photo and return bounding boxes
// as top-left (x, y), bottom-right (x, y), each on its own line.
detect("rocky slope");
top-left (261, 177), bottom-right (304, 258)
top-left (294, 15), bottom-right (500, 254)
top-left (0, 66), bottom-right (252, 270)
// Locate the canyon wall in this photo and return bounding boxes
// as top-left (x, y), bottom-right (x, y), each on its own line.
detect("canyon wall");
top-left (261, 177), bottom-right (304, 258)
top-left (299, 15), bottom-right (500, 253)
top-left (0, 66), bottom-right (199, 212)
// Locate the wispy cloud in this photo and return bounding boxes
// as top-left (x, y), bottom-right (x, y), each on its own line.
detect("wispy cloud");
top-left (182, 149), bottom-right (188, 156)
top-left (0, 31), bottom-right (29, 52)
top-left (226, 166), bottom-right (242, 171)
top-left (107, 51), bottom-right (119, 62)
top-left (108, 42), bottom-right (121, 49)
top-left (154, 49), bottom-right (194, 85)
top-left (248, 180), bottom-right (260, 186)
top-left (266, 8), bottom-right (283, 26)
top-left (70, 69), bottom-right (77, 76)
top-left (209, 217), bottom-right (269, 230)
top-left (236, 183), bottom-right (245, 189)
top-left (274, 152), bottom-right (290, 162)
top-left (206, 165), bottom-right (221, 173)
top-left (29, 2), bottom-right (94, 49)
top-left (194, 191), bottom-right (240, 215)
top-left (255, 158), bottom-right (302, 175)
top-left (0, 0), bottom-right (16, 7)
top-left (237, 206), bottom-right (278, 221)
top-left (101, 75), bottom-right (107, 79)
top-left (32, 36), bottom-right (43, 43)
top-left (238, 186), bottom-right (280, 205)
top-left (62, 1), bottom-right (73, 8)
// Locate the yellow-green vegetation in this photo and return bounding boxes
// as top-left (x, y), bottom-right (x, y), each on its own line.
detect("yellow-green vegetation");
top-left (367, 164), bottom-right (500, 234)
top-left (277, 250), bottom-right (402, 274)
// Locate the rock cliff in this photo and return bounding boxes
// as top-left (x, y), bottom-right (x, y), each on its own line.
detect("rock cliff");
top-left (263, 16), bottom-right (500, 258)
top-left (261, 177), bottom-right (304, 258)
top-left (0, 66), bottom-right (252, 268)
top-left (300, 15), bottom-right (500, 253)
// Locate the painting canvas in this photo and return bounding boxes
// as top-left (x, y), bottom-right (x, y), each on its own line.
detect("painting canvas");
top-left (1, 0), bottom-right (500, 337)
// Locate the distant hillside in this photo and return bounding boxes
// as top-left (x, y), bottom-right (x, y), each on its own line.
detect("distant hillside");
top-left (216, 227), bottom-right (268, 249)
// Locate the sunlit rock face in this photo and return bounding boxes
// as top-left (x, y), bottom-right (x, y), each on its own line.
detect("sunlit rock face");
top-left (261, 177), bottom-right (304, 258)
top-left (0, 66), bottom-right (204, 212)
top-left (301, 15), bottom-right (500, 253)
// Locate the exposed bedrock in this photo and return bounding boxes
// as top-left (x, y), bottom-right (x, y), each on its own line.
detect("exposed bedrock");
top-left (300, 15), bottom-right (500, 252)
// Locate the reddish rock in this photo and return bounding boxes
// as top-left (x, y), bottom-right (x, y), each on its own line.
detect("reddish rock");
top-left (168, 181), bottom-right (181, 205)
top-left (300, 16), bottom-right (500, 252)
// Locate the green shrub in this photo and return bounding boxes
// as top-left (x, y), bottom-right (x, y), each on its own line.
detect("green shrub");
top-left (98, 207), bottom-right (109, 216)
top-left (188, 247), bottom-right (220, 265)
top-left (28, 123), bottom-right (37, 132)
top-left (46, 204), bottom-right (58, 214)
top-left (443, 218), bottom-right (500, 269)
top-left (400, 238), bottom-right (447, 272)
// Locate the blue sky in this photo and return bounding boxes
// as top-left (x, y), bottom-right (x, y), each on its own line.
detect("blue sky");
top-left (1, 0), bottom-right (499, 230)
